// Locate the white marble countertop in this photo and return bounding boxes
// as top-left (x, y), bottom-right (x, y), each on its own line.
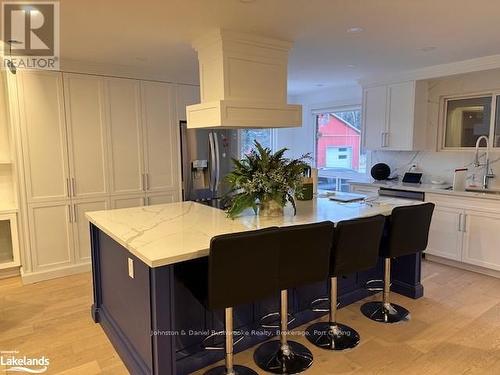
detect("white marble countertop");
top-left (350, 180), bottom-right (500, 201)
top-left (86, 197), bottom-right (419, 268)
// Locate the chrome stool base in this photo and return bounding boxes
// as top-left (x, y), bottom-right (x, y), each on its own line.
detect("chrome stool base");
top-left (253, 340), bottom-right (313, 374)
top-left (305, 322), bottom-right (360, 351)
top-left (204, 364), bottom-right (258, 375)
top-left (360, 301), bottom-right (410, 324)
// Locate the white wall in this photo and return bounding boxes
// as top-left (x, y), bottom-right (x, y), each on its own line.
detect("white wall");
top-left (277, 85), bottom-right (362, 160)
top-left (0, 71), bottom-right (15, 207)
top-left (373, 69), bottom-right (500, 188)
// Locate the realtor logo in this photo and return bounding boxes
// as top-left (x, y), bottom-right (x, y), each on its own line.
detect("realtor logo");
top-left (1, 1), bottom-right (60, 70)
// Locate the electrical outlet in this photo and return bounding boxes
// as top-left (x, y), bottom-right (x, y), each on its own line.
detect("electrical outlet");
top-left (128, 258), bottom-right (134, 279)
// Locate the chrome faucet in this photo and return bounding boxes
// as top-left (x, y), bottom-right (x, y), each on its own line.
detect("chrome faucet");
top-left (474, 136), bottom-right (495, 189)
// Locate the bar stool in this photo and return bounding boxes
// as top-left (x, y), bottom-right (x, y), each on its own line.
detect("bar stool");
top-left (305, 215), bottom-right (386, 351)
top-left (253, 221), bottom-right (335, 374)
top-left (361, 203), bottom-right (435, 324)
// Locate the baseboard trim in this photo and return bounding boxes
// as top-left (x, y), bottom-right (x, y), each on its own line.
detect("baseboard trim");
top-left (21, 263), bottom-right (91, 284)
top-left (425, 255), bottom-right (500, 279)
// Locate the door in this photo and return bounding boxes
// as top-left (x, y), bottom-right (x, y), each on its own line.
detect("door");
top-left (462, 210), bottom-right (500, 271)
top-left (362, 86), bottom-right (387, 150)
top-left (387, 82), bottom-right (414, 150)
top-left (326, 147), bottom-right (352, 168)
top-left (147, 192), bottom-right (177, 206)
top-left (17, 71), bottom-right (71, 203)
top-left (425, 205), bottom-right (463, 261)
top-left (27, 201), bottom-right (74, 271)
top-left (111, 194), bottom-right (146, 209)
top-left (64, 73), bottom-right (109, 199)
top-left (72, 198), bottom-right (110, 263)
top-left (141, 81), bottom-right (180, 193)
top-left (106, 78), bottom-right (145, 195)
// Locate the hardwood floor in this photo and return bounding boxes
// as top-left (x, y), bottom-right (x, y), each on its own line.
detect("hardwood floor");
top-left (1, 260), bottom-right (500, 374)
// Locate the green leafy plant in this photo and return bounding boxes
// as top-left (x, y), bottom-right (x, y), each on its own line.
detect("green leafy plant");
top-left (225, 141), bottom-right (310, 218)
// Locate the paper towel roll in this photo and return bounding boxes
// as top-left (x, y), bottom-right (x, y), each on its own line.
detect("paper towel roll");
top-left (311, 168), bottom-right (318, 195)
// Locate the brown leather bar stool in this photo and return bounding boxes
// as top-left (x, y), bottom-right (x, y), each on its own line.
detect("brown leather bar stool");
top-left (361, 203), bottom-right (435, 324)
top-left (253, 221), bottom-right (335, 374)
top-left (305, 215), bottom-right (386, 350)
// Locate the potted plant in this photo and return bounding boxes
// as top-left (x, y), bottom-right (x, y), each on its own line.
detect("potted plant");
top-left (225, 141), bottom-right (310, 218)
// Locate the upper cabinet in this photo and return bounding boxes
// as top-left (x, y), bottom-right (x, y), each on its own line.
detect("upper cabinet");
top-left (362, 81), bottom-right (428, 151)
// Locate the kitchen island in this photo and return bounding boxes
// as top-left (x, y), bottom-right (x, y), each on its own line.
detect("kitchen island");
top-left (86, 197), bottom-right (423, 375)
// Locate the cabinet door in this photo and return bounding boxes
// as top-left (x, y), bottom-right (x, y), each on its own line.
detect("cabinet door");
top-left (462, 210), bottom-right (500, 271)
top-left (141, 81), bottom-right (180, 193)
top-left (106, 78), bottom-right (145, 195)
top-left (64, 73), bottom-right (109, 199)
top-left (362, 86), bottom-right (387, 150)
top-left (72, 198), bottom-right (109, 263)
top-left (387, 82), bottom-right (414, 150)
top-left (426, 205), bottom-right (463, 261)
top-left (18, 71), bottom-right (70, 203)
top-left (111, 194), bottom-right (146, 209)
top-left (147, 192), bottom-right (177, 206)
top-left (27, 202), bottom-right (74, 271)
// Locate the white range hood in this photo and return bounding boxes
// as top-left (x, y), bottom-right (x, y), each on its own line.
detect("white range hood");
top-left (186, 30), bottom-right (302, 129)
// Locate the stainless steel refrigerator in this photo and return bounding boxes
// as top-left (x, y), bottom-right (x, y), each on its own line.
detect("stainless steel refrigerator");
top-left (179, 121), bottom-right (238, 207)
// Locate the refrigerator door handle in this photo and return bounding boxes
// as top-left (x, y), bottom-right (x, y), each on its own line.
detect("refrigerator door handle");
top-left (213, 132), bottom-right (221, 193)
top-left (208, 132), bottom-right (217, 193)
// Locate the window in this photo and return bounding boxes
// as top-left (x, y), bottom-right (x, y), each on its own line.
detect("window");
top-left (314, 108), bottom-right (365, 192)
top-left (444, 96), bottom-right (492, 148)
top-left (239, 129), bottom-right (273, 157)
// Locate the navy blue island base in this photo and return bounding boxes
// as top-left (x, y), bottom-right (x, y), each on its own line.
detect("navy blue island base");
top-left (90, 224), bottom-right (423, 375)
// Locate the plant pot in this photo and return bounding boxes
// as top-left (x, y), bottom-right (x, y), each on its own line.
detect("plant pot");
top-left (259, 199), bottom-right (284, 217)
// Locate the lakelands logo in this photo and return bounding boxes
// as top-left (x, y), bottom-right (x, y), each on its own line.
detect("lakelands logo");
top-left (1, 1), bottom-right (60, 71)
top-left (0, 351), bottom-right (49, 373)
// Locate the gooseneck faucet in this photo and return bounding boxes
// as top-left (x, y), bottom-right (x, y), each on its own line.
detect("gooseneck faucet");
top-left (474, 136), bottom-right (495, 189)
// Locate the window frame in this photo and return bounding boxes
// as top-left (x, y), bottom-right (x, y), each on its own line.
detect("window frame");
top-left (440, 91), bottom-right (499, 151)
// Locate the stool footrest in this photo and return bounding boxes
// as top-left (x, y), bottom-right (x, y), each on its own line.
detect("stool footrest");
top-left (310, 297), bottom-right (340, 313)
top-left (201, 330), bottom-right (245, 351)
top-left (260, 312), bottom-right (295, 329)
top-left (365, 279), bottom-right (391, 292)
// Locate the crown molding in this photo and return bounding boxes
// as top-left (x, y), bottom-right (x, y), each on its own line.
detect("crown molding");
top-left (359, 54), bottom-right (500, 87)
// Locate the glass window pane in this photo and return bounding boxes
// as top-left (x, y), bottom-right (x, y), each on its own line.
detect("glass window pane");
top-left (239, 129), bottom-right (272, 157)
top-left (495, 96), bottom-right (500, 147)
top-left (315, 109), bottom-right (364, 192)
top-left (445, 96), bottom-right (492, 147)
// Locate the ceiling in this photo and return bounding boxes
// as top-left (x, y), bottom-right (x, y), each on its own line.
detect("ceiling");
top-left (53, 0), bottom-right (500, 95)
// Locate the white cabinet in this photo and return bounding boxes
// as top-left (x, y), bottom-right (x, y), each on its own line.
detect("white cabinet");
top-left (141, 81), bottom-right (180, 193)
top-left (425, 194), bottom-right (500, 274)
top-left (462, 210), bottom-right (500, 271)
top-left (64, 74), bottom-right (109, 198)
top-left (426, 205), bottom-right (463, 261)
top-left (111, 194), bottom-right (145, 209)
top-left (17, 71), bottom-right (70, 203)
top-left (27, 201), bottom-right (74, 270)
top-left (106, 78), bottom-right (144, 195)
top-left (362, 81), bottom-right (427, 151)
top-left (147, 192), bottom-right (177, 206)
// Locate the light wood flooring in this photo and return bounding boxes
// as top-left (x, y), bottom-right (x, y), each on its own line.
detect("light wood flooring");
top-left (1, 261), bottom-right (500, 374)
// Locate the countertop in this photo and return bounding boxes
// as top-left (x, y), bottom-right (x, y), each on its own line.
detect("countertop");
top-left (350, 180), bottom-right (500, 201)
top-left (86, 197), bottom-right (419, 268)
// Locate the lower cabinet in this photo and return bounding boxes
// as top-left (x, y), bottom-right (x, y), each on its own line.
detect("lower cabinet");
top-left (462, 210), bottom-right (500, 271)
top-left (147, 191), bottom-right (178, 205)
top-left (425, 194), bottom-right (500, 272)
top-left (426, 205), bottom-right (463, 261)
top-left (27, 198), bottom-right (109, 271)
top-left (111, 194), bottom-right (145, 209)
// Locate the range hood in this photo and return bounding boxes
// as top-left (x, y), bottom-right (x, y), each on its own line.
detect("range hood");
top-left (186, 30), bottom-right (302, 129)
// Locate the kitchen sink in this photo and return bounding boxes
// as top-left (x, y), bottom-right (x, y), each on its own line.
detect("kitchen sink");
top-left (465, 187), bottom-right (500, 195)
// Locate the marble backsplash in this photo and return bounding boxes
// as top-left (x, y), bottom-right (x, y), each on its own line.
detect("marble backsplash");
top-left (370, 150), bottom-right (500, 189)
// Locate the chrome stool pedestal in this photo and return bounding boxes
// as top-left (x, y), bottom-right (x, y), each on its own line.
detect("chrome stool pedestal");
top-left (360, 258), bottom-right (410, 324)
top-left (254, 290), bottom-right (313, 374)
top-left (204, 308), bottom-right (258, 375)
top-left (305, 277), bottom-right (360, 351)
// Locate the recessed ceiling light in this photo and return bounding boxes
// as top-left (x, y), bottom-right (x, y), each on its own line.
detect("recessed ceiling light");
top-left (347, 27), bottom-right (364, 33)
top-left (315, 83), bottom-right (325, 87)
top-left (347, 64), bottom-right (357, 68)
top-left (418, 46), bottom-right (437, 52)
